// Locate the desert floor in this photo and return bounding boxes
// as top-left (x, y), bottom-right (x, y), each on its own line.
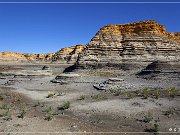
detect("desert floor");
top-left (0, 63), bottom-right (179, 135)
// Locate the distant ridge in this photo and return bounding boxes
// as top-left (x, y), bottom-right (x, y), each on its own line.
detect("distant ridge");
top-left (0, 20), bottom-right (180, 66)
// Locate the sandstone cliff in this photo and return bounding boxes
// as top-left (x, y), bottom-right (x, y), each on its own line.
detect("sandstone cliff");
top-left (75, 20), bottom-right (180, 70)
top-left (0, 45), bottom-right (85, 63)
top-left (0, 52), bottom-right (53, 63)
top-left (51, 45), bottom-right (85, 63)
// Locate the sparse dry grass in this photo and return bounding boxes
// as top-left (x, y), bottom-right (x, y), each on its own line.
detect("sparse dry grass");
top-left (0, 104), bottom-right (11, 110)
top-left (145, 122), bottom-right (159, 134)
top-left (17, 109), bottom-right (26, 119)
top-left (44, 113), bottom-right (53, 121)
top-left (1, 109), bottom-right (12, 121)
top-left (167, 87), bottom-right (178, 98)
top-left (163, 107), bottom-right (179, 118)
top-left (57, 101), bottom-right (70, 110)
top-left (131, 87), bottom-right (179, 99)
top-left (91, 94), bottom-right (108, 100)
top-left (110, 88), bottom-right (122, 96)
top-left (142, 87), bottom-right (149, 99)
top-left (143, 111), bottom-right (153, 123)
top-left (43, 106), bottom-right (54, 121)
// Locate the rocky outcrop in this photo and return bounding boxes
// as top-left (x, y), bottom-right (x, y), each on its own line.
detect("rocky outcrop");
top-left (0, 45), bottom-right (85, 63)
top-left (0, 52), bottom-right (53, 63)
top-left (136, 61), bottom-right (180, 80)
top-left (75, 20), bottom-right (180, 70)
top-left (0, 52), bottom-right (26, 62)
top-left (93, 78), bottom-right (124, 90)
top-left (50, 73), bottom-right (80, 84)
top-left (51, 45), bottom-right (85, 63)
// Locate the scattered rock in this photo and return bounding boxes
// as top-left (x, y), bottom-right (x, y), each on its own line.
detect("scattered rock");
top-left (93, 84), bottom-right (107, 90)
top-left (42, 65), bottom-right (50, 70)
top-left (108, 78), bottom-right (124, 82)
top-left (93, 78), bottom-right (124, 90)
top-left (50, 79), bottom-right (68, 84)
top-left (55, 73), bottom-right (80, 79)
top-left (132, 102), bottom-right (143, 107)
top-left (50, 73), bottom-right (80, 84)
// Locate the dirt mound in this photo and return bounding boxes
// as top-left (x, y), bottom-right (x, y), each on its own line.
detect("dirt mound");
top-left (136, 61), bottom-right (180, 80)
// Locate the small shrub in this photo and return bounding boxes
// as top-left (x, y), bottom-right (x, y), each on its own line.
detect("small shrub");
top-left (2, 110), bottom-right (12, 121)
top-left (0, 104), bottom-right (9, 110)
top-left (123, 91), bottom-right (134, 99)
top-left (57, 101), bottom-right (70, 110)
top-left (167, 87), bottom-right (178, 98)
top-left (110, 89), bottom-right (122, 96)
top-left (91, 94), bottom-right (108, 100)
top-left (43, 106), bottom-right (54, 121)
top-left (142, 88), bottom-right (149, 99)
top-left (43, 106), bottom-right (52, 113)
top-left (154, 90), bottom-right (160, 99)
top-left (17, 109), bottom-right (26, 119)
top-left (91, 94), bottom-right (100, 100)
top-left (152, 122), bottom-right (159, 134)
top-left (143, 112), bottom-right (153, 123)
top-left (44, 113), bottom-right (53, 121)
top-left (145, 122), bottom-right (159, 134)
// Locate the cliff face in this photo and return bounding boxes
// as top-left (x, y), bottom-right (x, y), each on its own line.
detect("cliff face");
top-left (75, 20), bottom-right (180, 69)
top-left (51, 45), bottom-right (85, 63)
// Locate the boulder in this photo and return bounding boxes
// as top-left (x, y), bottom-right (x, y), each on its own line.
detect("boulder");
top-left (42, 65), bottom-right (50, 70)
top-left (50, 73), bottom-right (80, 84)
top-left (93, 78), bottom-right (124, 90)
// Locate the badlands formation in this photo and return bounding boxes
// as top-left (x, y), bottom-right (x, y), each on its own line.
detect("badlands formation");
top-left (0, 20), bottom-right (179, 134)
top-left (75, 20), bottom-right (180, 69)
top-left (0, 45), bottom-right (85, 63)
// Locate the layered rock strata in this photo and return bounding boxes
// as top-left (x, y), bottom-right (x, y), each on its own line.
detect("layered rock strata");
top-left (136, 61), bottom-right (180, 80)
top-left (75, 20), bottom-right (180, 70)
top-left (0, 52), bottom-right (53, 63)
top-left (0, 45), bottom-right (85, 63)
top-left (51, 45), bottom-right (85, 63)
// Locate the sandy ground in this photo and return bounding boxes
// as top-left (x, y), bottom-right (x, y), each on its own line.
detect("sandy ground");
top-left (0, 63), bottom-right (180, 135)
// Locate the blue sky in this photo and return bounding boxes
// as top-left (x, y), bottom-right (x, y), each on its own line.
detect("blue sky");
top-left (0, 0), bottom-right (180, 53)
